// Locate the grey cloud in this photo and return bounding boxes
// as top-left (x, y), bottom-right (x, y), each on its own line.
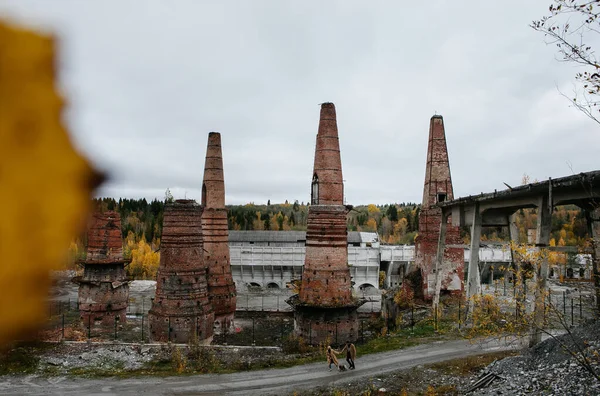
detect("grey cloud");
top-left (1, 0), bottom-right (598, 206)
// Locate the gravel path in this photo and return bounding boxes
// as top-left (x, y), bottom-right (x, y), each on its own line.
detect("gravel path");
top-left (0, 337), bottom-right (525, 396)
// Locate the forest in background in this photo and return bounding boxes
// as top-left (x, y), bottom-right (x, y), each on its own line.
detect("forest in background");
top-left (64, 194), bottom-right (591, 281)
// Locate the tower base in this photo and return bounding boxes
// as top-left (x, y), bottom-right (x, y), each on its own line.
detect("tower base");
top-left (148, 311), bottom-right (214, 344)
top-left (287, 294), bottom-right (365, 346)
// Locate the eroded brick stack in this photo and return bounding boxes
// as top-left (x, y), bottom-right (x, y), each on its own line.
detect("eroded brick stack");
top-left (414, 115), bottom-right (464, 299)
top-left (76, 211), bottom-right (130, 325)
top-left (289, 103), bottom-right (362, 344)
top-left (148, 200), bottom-right (214, 343)
top-left (201, 132), bottom-right (236, 329)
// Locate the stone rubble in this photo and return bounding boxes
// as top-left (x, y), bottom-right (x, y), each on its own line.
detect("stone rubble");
top-left (468, 321), bottom-right (600, 395)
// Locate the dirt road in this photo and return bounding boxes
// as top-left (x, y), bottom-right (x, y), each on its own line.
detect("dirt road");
top-left (0, 337), bottom-right (523, 395)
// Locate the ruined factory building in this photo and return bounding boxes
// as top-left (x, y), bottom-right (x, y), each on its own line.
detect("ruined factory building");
top-left (413, 115), bottom-right (464, 300)
top-left (74, 210), bottom-right (131, 326)
top-left (148, 200), bottom-right (214, 344)
top-left (201, 132), bottom-right (237, 330)
top-left (288, 102), bottom-right (365, 344)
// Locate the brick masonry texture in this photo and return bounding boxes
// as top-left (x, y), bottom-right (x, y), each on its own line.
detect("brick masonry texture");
top-left (293, 306), bottom-right (359, 346)
top-left (294, 103), bottom-right (359, 344)
top-left (414, 116), bottom-right (464, 298)
top-left (77, 211), bottom-right (130, 325)
top-left (149, 200), bottom-right (214, 344)
top-left (311, 102), bottom-right (344, 206)
top-left (201, 132), bottom-right (236, 327)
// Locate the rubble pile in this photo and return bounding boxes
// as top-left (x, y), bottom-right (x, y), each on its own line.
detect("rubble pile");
top-left (468, 321), bottom-right (600, 395)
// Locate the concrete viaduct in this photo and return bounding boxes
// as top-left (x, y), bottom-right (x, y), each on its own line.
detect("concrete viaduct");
top-left (436, 170), bottom-right (600, 344)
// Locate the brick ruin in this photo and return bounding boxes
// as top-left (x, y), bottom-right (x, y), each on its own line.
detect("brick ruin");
top-left (148, 200), bottom-right (214, 343)
top-left (201, 132), bottom-right (237, 330)
top-left (413, 115), bottom-right (464, 299)
top-left (288, 102), bottom-right (364, 344)
top-left (75, 211), bottom-right (130, 325)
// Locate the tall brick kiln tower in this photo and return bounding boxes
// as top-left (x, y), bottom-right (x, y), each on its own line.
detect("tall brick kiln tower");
top-left (201, 132), bottom-right (236, 329)
top-left (75, 211), bottom-right (130, 325)
top-left (414, 115), bottom-right (464, 299)
top-left (148, 200), bottom-right (214, 343)
top-left (287, 102), bottom-right (363, 344)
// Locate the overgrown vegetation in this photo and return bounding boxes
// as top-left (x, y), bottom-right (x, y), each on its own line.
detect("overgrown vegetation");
top-left (0, 343), bottom-right (42, 375)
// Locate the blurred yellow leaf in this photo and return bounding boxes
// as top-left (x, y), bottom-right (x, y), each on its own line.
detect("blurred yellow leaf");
top-left (0, 21), bottom-right (100, 345)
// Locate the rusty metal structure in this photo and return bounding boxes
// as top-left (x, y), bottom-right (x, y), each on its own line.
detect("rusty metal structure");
top-left (201, 132), bottom-right (237, 330)
top-left (413, 115), bottom-right (464, 299)
top-left (75, 211), bottom-right (130, 325)
top-left (148, 200), bottom-right (214, 344)
top-left (288, 102), bottom-right (364, 344)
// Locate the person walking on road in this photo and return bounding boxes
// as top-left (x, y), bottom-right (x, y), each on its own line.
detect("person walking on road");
top-left (326, 345), bottom-right (340, 371)
top-left (340, 340), bottom-right (356, 369)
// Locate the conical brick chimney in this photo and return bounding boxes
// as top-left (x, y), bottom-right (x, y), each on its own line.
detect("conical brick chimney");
top-left (421, 115), bottom-right (455, 208)
top-left (289, 103), bottom-right (361, 345)
top-left (414, 115), bottom-right (464, 299)
top-left (201, 132), bottom-right (236, 329)
top-left (310, 102), bottom-right (344, 206)
top-left (300, 103), bottom-right (352, 307)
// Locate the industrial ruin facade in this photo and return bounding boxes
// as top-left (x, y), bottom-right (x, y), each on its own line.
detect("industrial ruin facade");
top-left (414, 115), bottom-right (464, 299)
top-left (288, 102), bottom-right (363, 344)
top-left (148, 200), bottom-right (214, 344)
top-left (201, 132), bottom-right (237, 329)
top-left (76, 211), bottom-right (130, 325)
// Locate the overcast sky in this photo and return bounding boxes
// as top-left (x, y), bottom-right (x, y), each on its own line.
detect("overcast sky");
top-left (1, 1), bottom-right (598, 205)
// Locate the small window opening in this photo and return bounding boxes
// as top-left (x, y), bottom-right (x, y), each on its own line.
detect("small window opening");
top-left (437, 193), bottom-right (447, 203)
top-left (202, 183), bottom-right (207, 206)
top-left (311, 174), bottom-right (319, 205)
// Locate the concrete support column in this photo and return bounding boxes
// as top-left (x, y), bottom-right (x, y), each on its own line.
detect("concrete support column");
top-left (530, 195), bottom-right (552, 346)
top-left (507, 213), bottom-right (524, 317)
top-left (585, 207), bottom-right (600, 314)
top-left (432, 212), bottom-right (448, 310)
top-left (467, 203), bottom-right (482, 314)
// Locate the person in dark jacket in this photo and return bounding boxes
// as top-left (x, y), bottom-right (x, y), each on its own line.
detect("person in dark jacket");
top-left (340, 340), bottom-right (356, 369)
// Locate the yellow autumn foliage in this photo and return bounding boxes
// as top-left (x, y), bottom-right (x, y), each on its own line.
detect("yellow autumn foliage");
top-left (124, 231), bottom-right (160, 280)
top-left (0, 22), bottom-right (99, 345)
top-left (367, 204), bottom-right (380, 213)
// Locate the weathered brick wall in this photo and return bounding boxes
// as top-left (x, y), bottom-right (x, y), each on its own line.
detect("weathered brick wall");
top-left (294, 103), bottom-right (359, 344)
top-left (77, 211), bottom-right (130, 325)
top-left (202, 132), bottom-right (226, 209)
top-left (414, 116), bottom-right (464, 298)
top-left (78, 269), bottom-right (129, 325)
top-left (84, 211), bottom-right (124, 263)
top-left (149, 200), bottom-right (214, 344)
top-left (201, 132), bottom-right (236, 328)
top-left (202, 207), bottom-right (236, 327)
top-left (312, 102), bottom-right (344, 206)
top-left (300, 205), bottom-right (353, 306)
top-left (294, 306), bottom-right (359, 345)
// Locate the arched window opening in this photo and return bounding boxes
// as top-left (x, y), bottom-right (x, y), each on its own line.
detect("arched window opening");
top-left (311, 174), bottom-right (319, 205)
top-left (202, 183), bottom-right (207, 206)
